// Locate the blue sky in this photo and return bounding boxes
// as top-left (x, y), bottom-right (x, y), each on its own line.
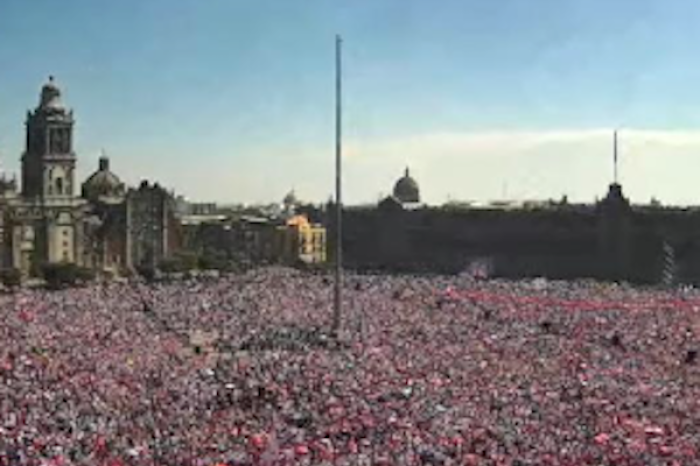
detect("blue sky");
top-left (1, 0), bottom-right (700, 205)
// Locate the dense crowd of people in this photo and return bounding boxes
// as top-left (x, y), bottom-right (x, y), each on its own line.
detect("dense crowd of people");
top-left (1, 267), bottom-right (699, 465)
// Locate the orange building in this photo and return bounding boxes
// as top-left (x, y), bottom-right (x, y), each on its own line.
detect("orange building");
top-left (274, 214), bottom-right (326, 265)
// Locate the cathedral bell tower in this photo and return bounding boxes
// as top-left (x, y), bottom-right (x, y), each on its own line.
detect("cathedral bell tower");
top-left (22, 76), bottom-right (76, 199)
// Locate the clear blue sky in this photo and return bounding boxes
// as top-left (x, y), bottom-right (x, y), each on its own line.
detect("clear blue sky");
top-left (2, 0), bottom-right (700, 205)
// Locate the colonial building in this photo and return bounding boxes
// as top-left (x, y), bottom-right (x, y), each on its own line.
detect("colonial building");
top-left (0, 77), bottom-right (88, 275)
top-left (272, 214), bottom-right (326, 265)
top-left (81, 154), bottom-right (127, 273)
top-left (125, 181), bottom-right (180, 270)
top-left (328, 167), bottom-right (700, 285)
top-left (181, 193), bottom-right (327, 267)
top-left (0, 77), bottom-right (181, 276)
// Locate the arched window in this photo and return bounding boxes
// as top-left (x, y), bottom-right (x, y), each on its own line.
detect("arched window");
top-left (56, 177), bottom-right (63, 195)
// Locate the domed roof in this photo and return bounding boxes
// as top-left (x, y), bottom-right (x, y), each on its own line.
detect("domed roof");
top-left (393, 167), bottom-right (420, 204)
top-left (82, 155), bottom-right (125, 202)
top-left (39, 76), bottom-right (64, 110)
top-left (283, 189), bottom-right (299, 206)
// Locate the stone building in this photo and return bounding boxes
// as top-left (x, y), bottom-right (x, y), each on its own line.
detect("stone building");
top-left (329, 168), bottom-right (700, 285)
top-left (181, 190), bottom-right (327, 267)
top-left (81, 155), bottom-right (127, 273)
top-left (0, 77), bottom-right (181, 276)
top-left (0, 77), bottom-right (88, 275)
top-left (125, 181), bottom-right (180, 270)
top-left (81, 158), bottom-right (181, 273)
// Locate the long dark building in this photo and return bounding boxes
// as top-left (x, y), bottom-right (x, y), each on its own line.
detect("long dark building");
top-left (327, 169), bottom-right (700, 285)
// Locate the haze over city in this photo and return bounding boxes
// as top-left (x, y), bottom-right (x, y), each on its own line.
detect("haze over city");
top-left (2, 0), bottom-right (700, 205)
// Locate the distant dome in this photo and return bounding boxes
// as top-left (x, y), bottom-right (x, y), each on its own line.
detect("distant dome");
top-left (82, 155), bottom-right (125, 203)
top-left (393, 167), bottom-right (420, 204)
top-left (283, 190), bottom-right (299, 206)
top-left (39, 76), bottom-right (64, 110)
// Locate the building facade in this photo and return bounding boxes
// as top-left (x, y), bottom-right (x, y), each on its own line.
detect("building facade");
top-left (0, 78), bottom-right (181, 277)
top-left (274, 214), bottom-right (326, 265)
top-left (125, 181), bottom-right (180, 270)
top-left (328, 169), bottom-right (700, 285)
top-left (5, 79), bottom-right (698, 284)
top-left (81, 155), bottom-right (128, 273)
top-left (0, 77), bottom-right (87, 275)
top-left (181, 188), bottom-right (328, 268)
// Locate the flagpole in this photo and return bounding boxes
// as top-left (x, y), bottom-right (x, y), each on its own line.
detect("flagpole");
top-left (332, 35), bottom-right (343, 337)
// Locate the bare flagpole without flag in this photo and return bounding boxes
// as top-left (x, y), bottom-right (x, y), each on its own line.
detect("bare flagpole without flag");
top-left (332, 34), bottom-right (343, 337)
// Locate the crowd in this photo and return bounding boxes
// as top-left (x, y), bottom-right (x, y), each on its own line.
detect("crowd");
top-left (1, 267), bottom-right (699, 465)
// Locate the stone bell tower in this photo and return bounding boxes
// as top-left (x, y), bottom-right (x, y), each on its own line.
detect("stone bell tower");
top-left (13, 76), bottom-right (82, 270)
top-left (22, 76), bottom-right (76, 199)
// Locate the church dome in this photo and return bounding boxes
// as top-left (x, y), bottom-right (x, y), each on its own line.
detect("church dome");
top-left (283, 189), bottom-right (299, 206)
top-left (82, 155), bottom-right (125, 203)
top-left (39, 76), bottom-right (64, 110)
top-left (393, 167), bottom-right (420, 204)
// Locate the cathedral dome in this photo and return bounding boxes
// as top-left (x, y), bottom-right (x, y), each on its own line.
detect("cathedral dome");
top-left (82, 156), bottom-right (125, 203)
top-left (39, 76), bottom-right (64, 110)
top-left (393, 167), bottom-right (420, 204)
top-left (283, 189), bottom-right (299, 207)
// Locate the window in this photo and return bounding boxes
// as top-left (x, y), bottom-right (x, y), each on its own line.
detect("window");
top-left (56, 178), bottom-right (63, 195)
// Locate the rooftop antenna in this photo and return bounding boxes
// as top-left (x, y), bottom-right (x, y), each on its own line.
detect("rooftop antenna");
top-left (332, 34), bottom-right (343, 338)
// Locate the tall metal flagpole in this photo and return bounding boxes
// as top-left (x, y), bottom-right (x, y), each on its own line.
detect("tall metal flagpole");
top-left (332, 35), bottom-right (343, 337)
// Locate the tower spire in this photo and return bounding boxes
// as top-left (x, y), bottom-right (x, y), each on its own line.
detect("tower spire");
top-left (99, 148), bottom-right (109, 171)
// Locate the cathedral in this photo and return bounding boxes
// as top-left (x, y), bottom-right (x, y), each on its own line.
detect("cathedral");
top-left (0, 77), bottom-right (180, 277)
